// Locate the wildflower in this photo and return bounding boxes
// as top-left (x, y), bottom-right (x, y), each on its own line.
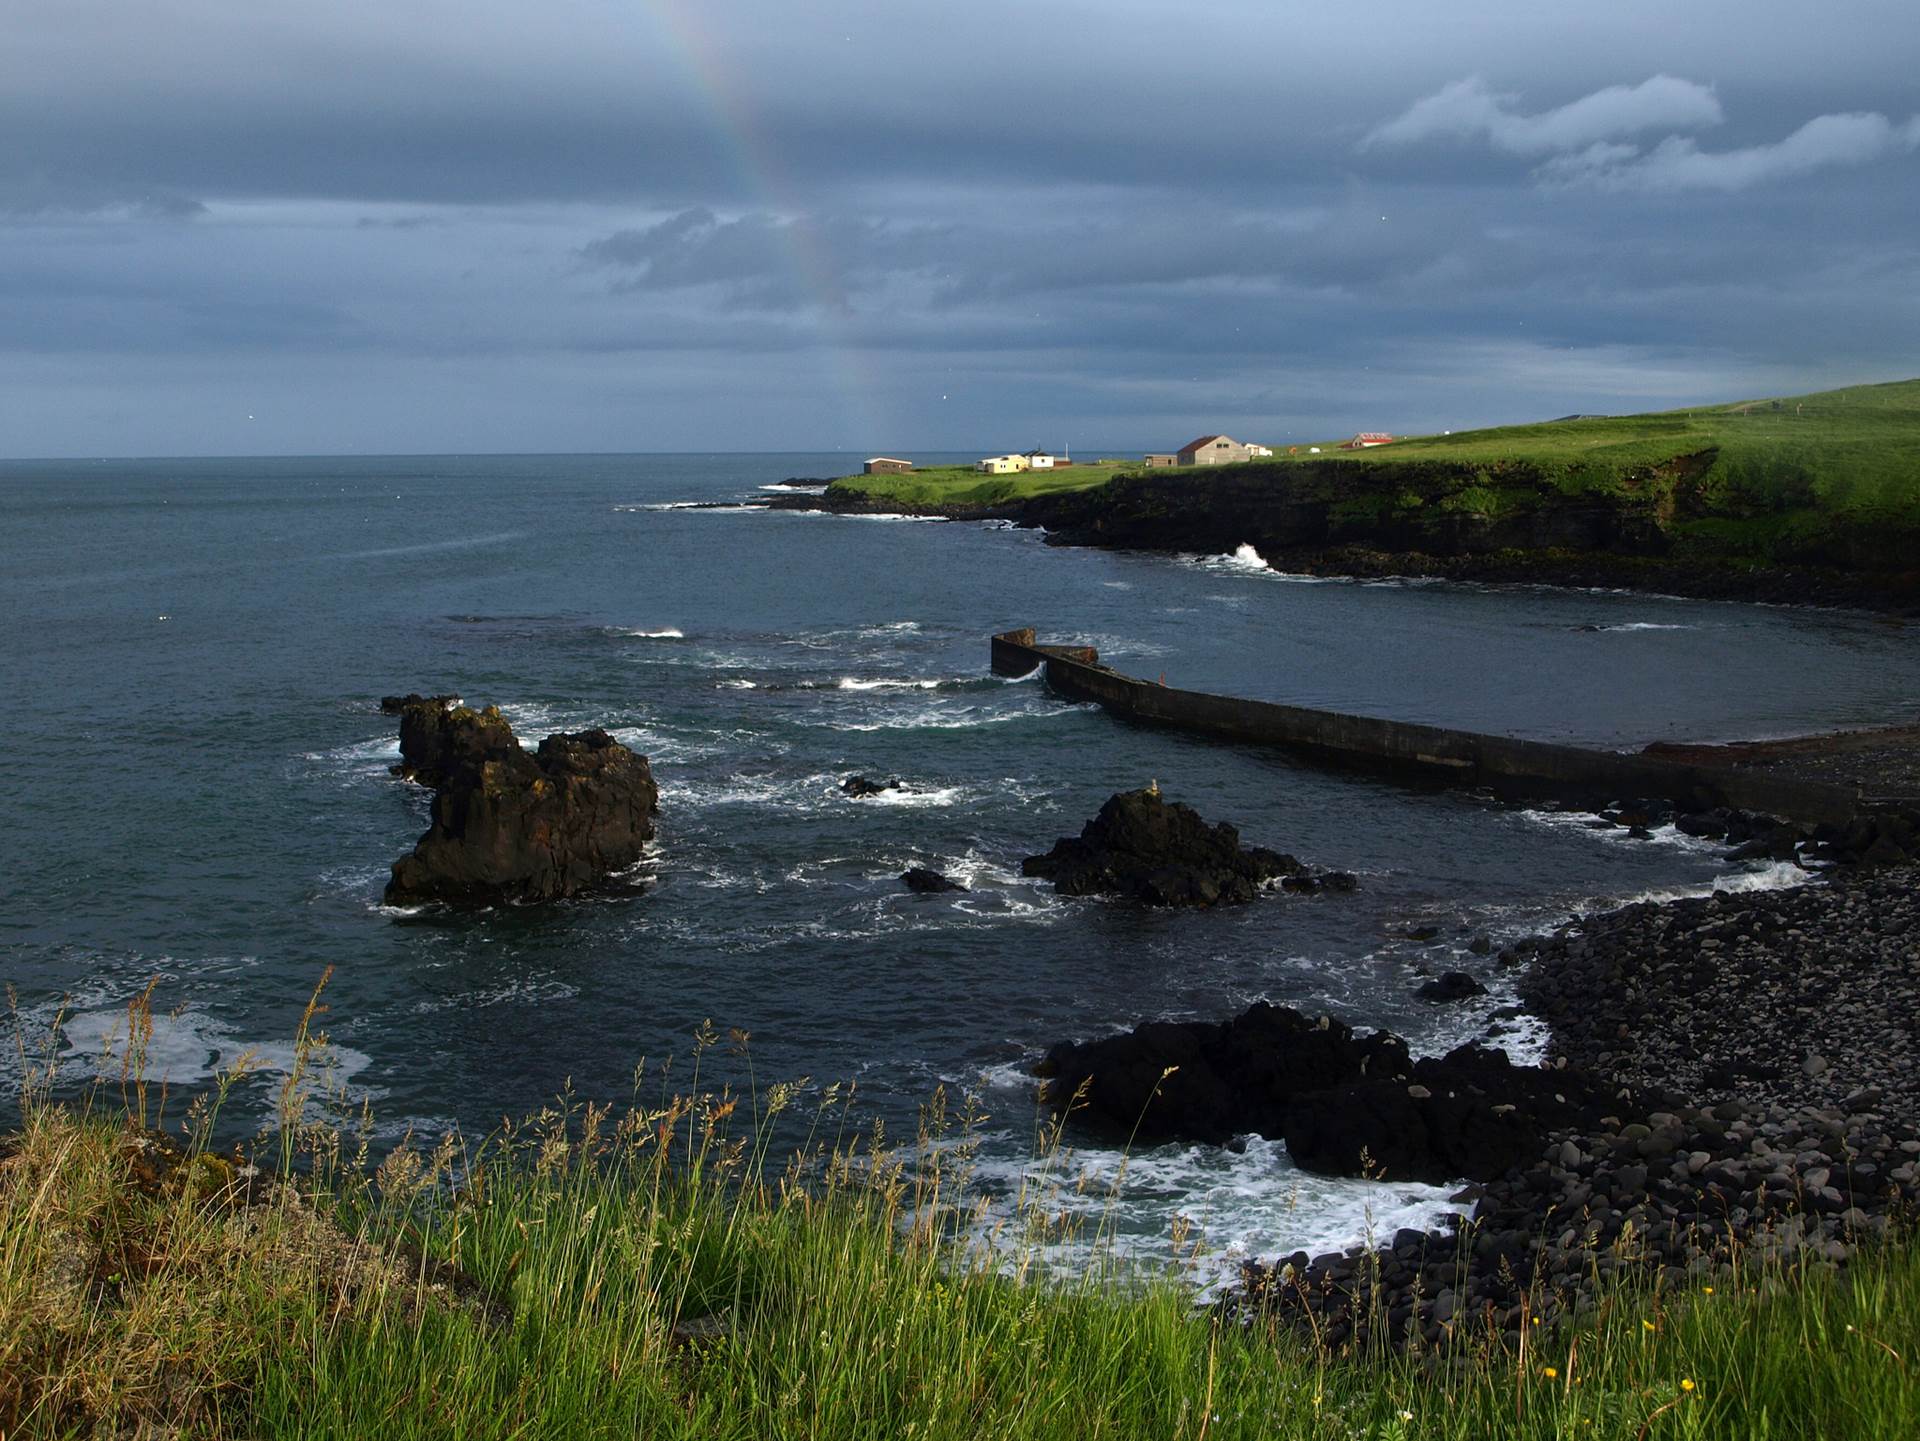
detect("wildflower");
top-left (1702, 1285), bottom-right (1714, 1294)
top-left (1542, 1367), bottom-right (1559, 1380)
top-left (1399, 1410), bottom-right (1414, 1423)
top-left (1681, 1379), bottom-right (1696, 1393)
top-left (1643, 1319), bottom-right (1657, 1331)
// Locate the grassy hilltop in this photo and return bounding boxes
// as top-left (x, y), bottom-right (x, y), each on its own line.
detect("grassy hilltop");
top-left (830, 379), bottom-right (1920, 588)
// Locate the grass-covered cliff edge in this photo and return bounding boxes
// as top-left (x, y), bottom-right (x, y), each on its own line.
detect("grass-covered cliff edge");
top-left (816, 379), bottom-right (1920, 607)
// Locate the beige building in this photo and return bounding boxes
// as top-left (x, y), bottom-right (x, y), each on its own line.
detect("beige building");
top-left (976, 454), bottom-right (1031, 475)
top-left (1143, 453), bottom-right (1177, 467)
top-left (1176, 434), bottom-right (1257, 466)
top-left (863, 457), bottom-right (915, 475)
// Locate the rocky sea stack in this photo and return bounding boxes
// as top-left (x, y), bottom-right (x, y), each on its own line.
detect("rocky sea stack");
top-left (383, 696), bottom-right (658, 906)
top-left (1021, 788), bottom-right (1354, 907)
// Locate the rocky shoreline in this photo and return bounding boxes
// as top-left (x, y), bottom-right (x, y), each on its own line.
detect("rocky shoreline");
top-left (1233, 865), bottom-right (1920, 1353)
top-left (759, 485), bottom-right (1920, 613)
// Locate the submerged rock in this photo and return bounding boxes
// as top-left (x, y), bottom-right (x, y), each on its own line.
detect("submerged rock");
top-left (1020, 788), bottom-right (1337, 907)
top-left (1416, 970), bottom-right (1489, 1002)
top-left (843, 774), bottom-right (904, 798)
top-left (900, 866), bottom-right (966, 894)
top-left (383, 698), bottom-right (658, 906)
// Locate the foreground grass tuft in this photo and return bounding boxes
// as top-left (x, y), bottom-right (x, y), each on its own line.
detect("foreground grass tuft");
top-left (3, 1038), bottom-right (1917, 1438)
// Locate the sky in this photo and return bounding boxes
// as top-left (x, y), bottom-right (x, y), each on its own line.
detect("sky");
top-left (3, 1), bottom-right (1917, 457)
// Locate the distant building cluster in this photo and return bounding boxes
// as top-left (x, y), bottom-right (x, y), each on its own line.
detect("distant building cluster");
top-left (975, 449), bottom-right (1072, 474)
top-left (862, 429), bottom-right (1396, 480)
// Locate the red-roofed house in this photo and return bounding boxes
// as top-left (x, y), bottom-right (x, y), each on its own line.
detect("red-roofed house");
top-left (1343, 432), bottom-right (1395, 449)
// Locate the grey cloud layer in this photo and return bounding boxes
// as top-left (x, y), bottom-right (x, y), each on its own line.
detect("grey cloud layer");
top-left (2, 1), bottom-right (1917, 454)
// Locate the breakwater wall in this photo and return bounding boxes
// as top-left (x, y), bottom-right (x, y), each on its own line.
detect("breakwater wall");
top-left (990, 629), bottom-right (1864, 825)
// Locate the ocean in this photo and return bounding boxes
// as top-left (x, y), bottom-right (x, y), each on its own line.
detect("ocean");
top-left (6, 451), bottom-right (1918, 1288)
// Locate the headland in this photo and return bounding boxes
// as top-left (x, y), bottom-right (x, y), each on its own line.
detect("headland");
top-left (773, 378), bottom-right (1920, 609)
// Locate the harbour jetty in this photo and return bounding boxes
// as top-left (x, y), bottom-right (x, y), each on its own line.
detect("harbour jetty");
top-left (990, 628), bottom-right (1866, 826)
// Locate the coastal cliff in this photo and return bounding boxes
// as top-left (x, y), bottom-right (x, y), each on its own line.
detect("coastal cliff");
top-left (801, 378), bottom-right (1920, 607)
top-left (1014, 452), bottom-right (1920, 607)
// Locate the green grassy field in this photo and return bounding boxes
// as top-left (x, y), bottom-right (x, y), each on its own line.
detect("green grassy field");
top-left (832, 380), bottom-right (1920, 572)
top-left (828, 459), bottom-right (1132, 507)
top-left (6, 1002), bottom-right (1918, 1440)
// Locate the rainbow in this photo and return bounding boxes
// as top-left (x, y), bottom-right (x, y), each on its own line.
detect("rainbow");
top-left (635, 2), bottom-right (887, 449)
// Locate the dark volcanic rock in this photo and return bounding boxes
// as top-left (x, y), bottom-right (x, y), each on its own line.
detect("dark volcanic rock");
top-left (843, 775), bottom-right (904, 798)
top-left (1236, 866), bottom-right (1920, 1355)
top-left (1036, 1002), bottom-right (1409, 1147)
top-left (1041, 1004), bottom-right (1639, 1184)
top-left (1282, 1045), bottom-right (1624, 1184)
top-left (384, 702), bottom-right (658, 906)
top-left (900, 866), bottom-right (965, 893)
top-left (1021, 788), bottom-right (1331, 907)
top-left (1416, 970), bottom-right (1488, 1002)
top-left (380, 691), bottom-right (458, 716)
top-left (390, 695), bottom-right (517, 788)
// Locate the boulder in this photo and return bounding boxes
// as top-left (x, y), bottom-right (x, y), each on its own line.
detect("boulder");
top-left (1416, 971), bottom-right (1489, 1003)
top-left (901, 866), bottom-right (965, 894)
top-left (1021, 788), bottom-right (1326, 907)
top-left (384, 701), bottom-right (658, 906)
top-left (844, 775), bottom-right (904, 798)
top-left (1282, 1045), bottom-right (1617, 1183)
top-left (1035, 1002), bottom-right (1410, 1146)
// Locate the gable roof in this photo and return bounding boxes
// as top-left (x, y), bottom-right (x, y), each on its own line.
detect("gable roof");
top-left (1177, 434), bottom-right (1225, 453)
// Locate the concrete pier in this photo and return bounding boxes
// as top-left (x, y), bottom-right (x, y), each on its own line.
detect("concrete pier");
top-left (990, 628), bottom-right (1862, 825)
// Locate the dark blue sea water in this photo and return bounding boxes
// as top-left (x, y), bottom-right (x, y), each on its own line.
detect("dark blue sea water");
top-left (6, 453), bottom-right (1918, 1283)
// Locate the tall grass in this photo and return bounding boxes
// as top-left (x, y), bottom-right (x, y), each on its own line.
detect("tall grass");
top-left (3, 987), bottom-right (1916, 1439)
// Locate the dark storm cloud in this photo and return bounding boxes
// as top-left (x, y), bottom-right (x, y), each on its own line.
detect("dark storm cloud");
top-left (2, 1), bottom-right (1917, 454)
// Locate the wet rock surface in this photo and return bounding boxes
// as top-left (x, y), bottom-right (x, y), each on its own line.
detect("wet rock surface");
top-left (1239, 867), bottom-right (1920, 1353)
top-left (1036, 1004), bottom-right (1636, 1183)
top-left (900, 866), bottom-right (965, 893)
top-left (843, 774), bottom-right (905, 798)
top-left (1021, 788), bottom-right (1351, 907)
top-left (384, 697), bottom-right (658, 906)
top-left (1514, 868), bottom-right (1920, 1116)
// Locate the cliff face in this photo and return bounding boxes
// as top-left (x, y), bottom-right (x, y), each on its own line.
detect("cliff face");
top-left (1011, 454), bottom-right (1920, 608)
top-left (1018, 456), bottom-right (1692, 560)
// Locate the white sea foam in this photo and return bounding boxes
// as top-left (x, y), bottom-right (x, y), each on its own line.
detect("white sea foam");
top-left (863, 784), bottom-right (963, 808)
top-left (824, 703), bottom-right (1064, 733)
top-left (1519, 809), bottom-right (1729, 855)
top-left (609, 626), bottom-right (685, 639)
top-left (306, 734), bottom-right (402, 766)
top-left (57, 1005), bottom-right (374, 1093)
top-left (1612, 858), bottom-right (1814, 907)
top-left (613, 501), bottom-right (759, 513)
top-left (836, 676), bottom-right (943, 691)
top-left (1591, 622), bottom-right (1697, 633)
top-left (716, 678), bottom-right (759, 689)
top-left (963, 1136), bottom-right (1470, 1298)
